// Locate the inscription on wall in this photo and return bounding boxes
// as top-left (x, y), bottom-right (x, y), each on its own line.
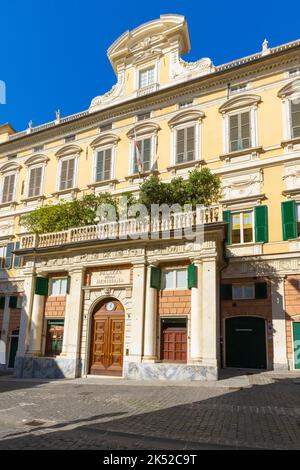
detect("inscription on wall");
top-left (90, 269), bottom-right (130, 286)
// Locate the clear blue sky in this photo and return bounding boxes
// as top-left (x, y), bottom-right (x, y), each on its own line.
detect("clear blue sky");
top-left (1, 0), bottom-right (300, 132)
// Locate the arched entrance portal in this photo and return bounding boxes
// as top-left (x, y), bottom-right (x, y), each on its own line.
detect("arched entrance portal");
top-left (89, 298), bottom-right (125, 376)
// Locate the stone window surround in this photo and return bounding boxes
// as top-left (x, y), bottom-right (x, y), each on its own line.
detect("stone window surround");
top-left (0, 162), bottom-right (20, 206)
top-left (54, 144), bottom-right (82, 194)
top-left (126, 122), bottom-right (160, 176)
top-left (23, 154), bottom-right (49, 200)
top-left (134, 58), bottom-right (160, 93)
top-left (278, 79), bottom-right (300, 144)
top-left (90, 133), bottom-right (120, 185)
top-left (168, 110), bottom-right (204, 167)
top-left (219, 94), bottom-right (261, 156)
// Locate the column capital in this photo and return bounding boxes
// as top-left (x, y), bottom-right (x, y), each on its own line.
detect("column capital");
top-left (68, 266), bottom-right (86, 276)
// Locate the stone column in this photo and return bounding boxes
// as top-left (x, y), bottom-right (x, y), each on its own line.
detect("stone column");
top-left (129, 262), bottom-right (146, 362)
top-left (17, 273), bottom-right (36, 356)
top-left (190, 260), bottom-right (202, 363)
top-left (201, 256), bottom-right (218, 369)
top-left (271, 276), bottom-right (288, 370)
top-left (28, 294), bottom-right (45, 355)
top-left (61, 268), bottom-right (85, 365)
top-left (142, 264), bottom-right (158, 362)
top-left (0, 296), bottom-right (10, 365)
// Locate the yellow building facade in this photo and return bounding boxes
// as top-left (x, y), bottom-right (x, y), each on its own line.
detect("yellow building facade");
top-left (0, 15), bottom-right (300, 379)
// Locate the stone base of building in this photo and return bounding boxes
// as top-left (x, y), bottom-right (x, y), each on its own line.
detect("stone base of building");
top-left (14, 356), bottom-right (79, 379)
top-left (124, 361), bottom-right (218, 381)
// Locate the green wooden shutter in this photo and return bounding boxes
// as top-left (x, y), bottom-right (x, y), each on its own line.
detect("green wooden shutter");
top-left (4, 242), bottom-right (14, 269)
top-left (223, 210), bottom-right (231, 244)
top-left (281, 200), bottom-right (297, 240)
top-left (255, 282), bottom-right (268, 299)
top-left (187, 263), bottom-right (197, 289)
top-left (150, 267), bottom-right (161, 289)
top-left (221, 284), bottom-right (232, 300)
top-left (66, 276), bottom-right (71, 294)
top-left (13, 241), bottom-right (21, 268)
top-left (9, 296), bottom-right (18, 308)
top-left (255, 205), bottom-right (268, 243)
top-left (35, 277), bottom-right (49, 296)
top-left (0, 297), bottom-right (5, 309)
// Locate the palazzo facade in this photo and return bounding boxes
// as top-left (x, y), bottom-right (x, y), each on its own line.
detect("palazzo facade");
top-left (0, 15), bottom-right (300, 379)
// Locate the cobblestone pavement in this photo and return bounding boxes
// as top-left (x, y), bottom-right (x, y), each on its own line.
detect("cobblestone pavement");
top-left (0, 370), bottom-right (300, 450)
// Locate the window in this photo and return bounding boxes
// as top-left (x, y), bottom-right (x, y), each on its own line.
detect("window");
top-left (28, 166), bottom-right (42, 197)
top-left (59, 158), bottom-right (75, 190)
top-left (1, 173), bottom-right (15, 203)
top-left (95, 148), bottom-right (112, 181)
top-left (133, 137), bottom-right (151, 173)
top-left (33, 145), bottom-right (44, 152)
top-left (231, 211), bottom-right (254, 244)
top-left (162, 269), bottom-right (187, 290)
top-left (49, 278), bottom-right (68, 296)
top-left (176, 126), bottom-right (195, 164)
top-left (297, 204), bottom-right (300, 237)
top-left (178, 100), bottom-right (194, 109)
top-left (100, 123), bottom-right (112, 132)
top-left (7, 154), bottom-right (17, 160)
top-left (230, 83), bottom-right (248, 95)
top-left (139, 67), bottom-right (155, 89)
top-left (161, 319), bottom-right (187, 363)
top-left (137, 112), bottom-right (151, 121)
top-left (289, 68), bottom-right (300, 78)
top-left (232, 284), bottom-right (255, 300)
top-left (291, 101), bottom-right (300, 138)
top-left (45, 320), bottom-right (64, 357)
top-left (64, 134), bottom-right (75, 143)
top-left (229, 111), bottom-right (251, 152)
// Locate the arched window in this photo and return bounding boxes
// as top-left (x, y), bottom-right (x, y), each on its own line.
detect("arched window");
top-left (90, 133), bottom-right (120, 185)
top-left (54, 145), bottom-right (82, 193)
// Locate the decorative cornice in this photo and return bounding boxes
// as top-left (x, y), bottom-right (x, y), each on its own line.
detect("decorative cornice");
top-left (168, 109), bottom-right (205, 127)
top-left (55, 144), bottom-right (82, 158)
top-left (278, 78), bottom-right (300, 98)
top-left (90, 133), bottom-right (120, 148)
top-left (219, 93), bottom-right (261, 113)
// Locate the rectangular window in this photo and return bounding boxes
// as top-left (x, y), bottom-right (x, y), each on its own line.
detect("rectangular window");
top-left (232, 284), bottom-right (255, 300)
top-left (64, 134), bottom-right (75, 143)
top-left (139, 67), bottom-right (155, 89)
top-left (99, 123), bottom-right (112, 132)
top-left (230, 83), bottom-right (248, 95)
top-left (289, 68), bottom-right (300, 78)
top-left (297, 204), bottom-right (300, 237)
top-left (33, 145), bottom-right (44, 152)
top-left (231, 211), bottom-right (254, 244)
top-left (49, 278), bottom-right (68, 296)
top-left (2, 173), bottom-right (15, 203)
top-left (28, 166), bottom-right (42, 197)
top-left (137, 112), bottom-right (151, 121)
top-left (178, 100), bottom-right (194, 109)
top-left (95, 148), bottom-right (112, 181)
top-left (59, 158), bottom-right (75, 190)
top-left (229, 111), bottom-right (251, 152)
top-left (45, 320), bottom-right (64, 357)
top-left (133, 138), bottom-right (151, 173)
top-left (162, 269), bottom-right (187, 290)
top-left (291, 101), bottom-right (300, 139)
top-left (176, 126), bottom-right (195, 164)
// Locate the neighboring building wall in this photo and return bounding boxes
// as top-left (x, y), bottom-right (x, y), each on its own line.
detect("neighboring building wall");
top-left (285, 275), bottom-right (300, 366)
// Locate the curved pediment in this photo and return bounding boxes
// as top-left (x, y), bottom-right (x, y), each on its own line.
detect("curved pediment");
top-left (90, 133), bottom-right (120, 149)
top-left (24, 154), bottom-right (49, 166)
top-left (127, 122), bottom-right (160, 139)
top-left (107, 15), bottom-right (190, 73)
top-left (168, 110), bottom-right (205, 127)
top-left (219, 94), bottom-right (261, 113)
top-left (55, 144), bottom-right (82, 158)
top-left (0, 161), bottom-right (21, 174)
top-left (278, 79), bottom-right (300, 98)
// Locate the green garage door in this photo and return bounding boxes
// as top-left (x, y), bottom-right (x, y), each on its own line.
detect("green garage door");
top-left (293, 322), bottom-right (300, 370)
top-left (225, 316), bottom-right (267, 369)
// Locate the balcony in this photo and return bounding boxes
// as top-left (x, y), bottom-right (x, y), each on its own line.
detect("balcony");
top-left (136, 83), bottom-right (160, 97)
top-left (19, 205), bottom-right (223, 250)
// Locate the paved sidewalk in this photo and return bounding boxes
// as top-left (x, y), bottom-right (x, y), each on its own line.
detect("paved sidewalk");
top-left (0, 370), bottom-right (299, 449)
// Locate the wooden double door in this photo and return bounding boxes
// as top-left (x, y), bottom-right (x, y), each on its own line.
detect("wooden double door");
top-left (89, 300), bottom-right (125, 376)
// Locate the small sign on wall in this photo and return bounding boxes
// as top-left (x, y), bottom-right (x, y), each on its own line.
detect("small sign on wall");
top-left (90, 269), bottom-right (130, 287)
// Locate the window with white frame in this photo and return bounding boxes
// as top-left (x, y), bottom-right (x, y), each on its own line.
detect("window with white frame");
top-left (290, 100), bottom-right (300, 138)
top-left (230, 83), bottom-right (248, 95)
top-left (162, 269), bottom-right (187, 290)
top-left (289, 68), bottom-right (300, 78)
top-left (229, 111), bottom-right (251, 152)
top-left (176, 125), bottom-right (195, 164)
top-left (49, 277), bottom-right (68, 296)
top-left (297, 204), bottom-right (300, 237)
top-left (231, 211), bottom-right (254, 244)
top-left (95, 148), bottom-right (112, 182)
top-left (133, 137), bottom-right (151, 173)
top-left (1, 173), bottom-right (16, 203)
top-left (232, 284), bottom-right (255, 299)
top-left (59, 157), bottom-right (75, 190)
top-left (28, 166), bottom-right (43, 197)
top-left (139, 66), bottom-right (155, 89)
